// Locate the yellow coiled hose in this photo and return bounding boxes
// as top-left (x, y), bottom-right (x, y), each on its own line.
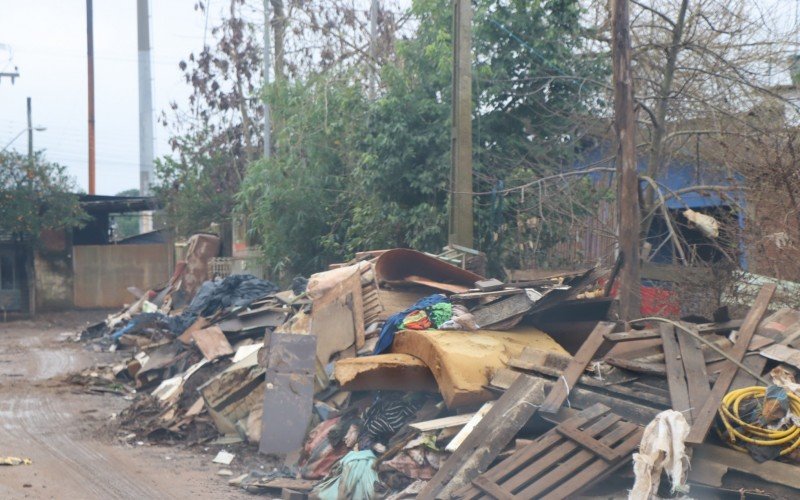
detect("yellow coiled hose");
top-left (717, 386), bottom-right (800, 456)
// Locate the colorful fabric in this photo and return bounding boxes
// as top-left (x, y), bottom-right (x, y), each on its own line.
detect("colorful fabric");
top-left (426, 302), bottom-right (452, 328)
top-left (401, 310), bottom-right (432, 330)
top-left (374, 294), bottom-right (449, 354)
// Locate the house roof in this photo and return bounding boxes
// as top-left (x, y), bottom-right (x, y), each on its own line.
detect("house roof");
top-left (78, 194), bottom-right (160, 213)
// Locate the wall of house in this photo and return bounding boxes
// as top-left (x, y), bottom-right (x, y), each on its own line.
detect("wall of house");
top-left (72, 243), bottom-right (171, 308)
top-left (35, 229), bottom-right (74, 311)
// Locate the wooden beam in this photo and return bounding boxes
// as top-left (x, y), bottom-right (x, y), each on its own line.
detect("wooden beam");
top-left (686, 284), bottom-right (776, 444)
top-left (448, 0), bottom-right (473, 247)
top-left (540, 322), bottom-right (615, 414)
top-left (612, 0), bottom-right (640, 320)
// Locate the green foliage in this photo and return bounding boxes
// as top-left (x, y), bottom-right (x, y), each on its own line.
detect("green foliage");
top-left (238, 0), bottom-right (610, 276)
top-left (0, 151), bottom-right (87, 241)
top-left (239, 76), bottom-right (369, 276)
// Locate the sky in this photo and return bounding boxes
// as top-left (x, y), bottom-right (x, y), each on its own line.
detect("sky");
top-left (1, 0), bottom-right (798, 196)
top-left (0, 0), bottom-right (232, 195)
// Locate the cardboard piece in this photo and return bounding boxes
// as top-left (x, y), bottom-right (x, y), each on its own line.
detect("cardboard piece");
top-left (334, 353), bottom-right (439, 393)
top-left (193, 326), bottom-right (234, 361)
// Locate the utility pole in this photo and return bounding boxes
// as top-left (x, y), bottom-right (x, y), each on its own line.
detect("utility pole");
top-left (263, 0), bottom-right (271, 159)
top-left (26, 97), bottom-right (33, 170)
top-left (612, 0), bottom-right (641, 321)
top-left (448, 0), bottom-right (474, 249)
top-left (86, 0), bottom-right (96, 195)
top-left (369, 0), bottom-right (378, 99)
top-left (137, 0), bottom-right (155, 196)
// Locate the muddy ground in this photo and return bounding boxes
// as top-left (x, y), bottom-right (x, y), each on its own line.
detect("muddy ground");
top-left (0, 311), bottom-right (262, 499)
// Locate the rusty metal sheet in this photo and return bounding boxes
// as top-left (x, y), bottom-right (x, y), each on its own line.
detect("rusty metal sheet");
top-left (374, 248), bottom-right (484, 293)
top-left (259, 333), bottom-right (316, 455)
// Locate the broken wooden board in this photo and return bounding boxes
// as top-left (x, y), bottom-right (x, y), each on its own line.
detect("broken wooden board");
top-left (192, 326), bottom-right (234, 361)
top-left (333, 353), bottom-right (439, 393)
top-left (660, 324), bottom-right (693, 422)
top-left (488, 368), bottom-right (662, 426)
top-left (416, 374), bottom-right (548, 500)
top-left (391, 326), bottom-right (567, 408)
top-left (177, 317), bottom-right (210, 345)
top-left (760, 344), bottom-right (800, 369)
top-left (469, 293), bottom-right (532, 329)
top-left (689, 443), bottom-right (800, 491)
top-left (410, 413), bottom-right (479, 433)
top-left (455, 403), bottom-right (642, 500)
top-left (475, 278), bottom-right (505, 292)
top-left (731, 309), bottom-right (800, 389)
top-left (539, 322), bottom-right (614, 414)
top-left (445, 402), bottom-right (495, 453)
top-left (259, 333), bottom-right (316, 455)
top-left (686, 284), bottom-right (776, 445)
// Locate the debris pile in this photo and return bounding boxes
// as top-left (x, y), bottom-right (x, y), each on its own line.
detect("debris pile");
top-left (72, 239), bottom-right (800, 498)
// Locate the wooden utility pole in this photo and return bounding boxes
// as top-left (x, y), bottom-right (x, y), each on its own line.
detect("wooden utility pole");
top-left (612, 0), bottom-right (641, 320)
top-left (86, 0), bottom-right (96, 194)
top-left (449, 0), bottom-right (473, 248)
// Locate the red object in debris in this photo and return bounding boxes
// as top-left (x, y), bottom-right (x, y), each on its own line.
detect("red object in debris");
top-left (640, 284), bottom-right (680, 317)
top-left (605, 280), bottom-right (680, 317)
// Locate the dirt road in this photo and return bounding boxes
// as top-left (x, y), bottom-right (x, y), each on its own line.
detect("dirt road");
top-left (0, 312), bottom-right (252, 499)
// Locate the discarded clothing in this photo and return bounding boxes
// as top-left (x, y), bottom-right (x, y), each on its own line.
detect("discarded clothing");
top-left (629, 409), bottom-right (690, 499)
top-left (427, 302), bottom-right (452, 328)
top-left (401, 310), bottom-right (432, 330)
top-left (313, 450), bottom-right (379, 500)
top-left (361, 394), bottom-right (426, 447)
top-left (300, 416), bottom-right (359, 479)
top-left (164, 274), bottom-right (278, 334)
top-left (374, 294), bottom-right (449, 354)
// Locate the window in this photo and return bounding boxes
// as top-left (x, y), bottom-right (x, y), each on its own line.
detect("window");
top-left (0, 253), bottom-right (15, 290)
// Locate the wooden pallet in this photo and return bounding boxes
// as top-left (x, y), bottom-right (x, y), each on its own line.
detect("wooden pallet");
top-left (454, 404), bottom-right (642, 500)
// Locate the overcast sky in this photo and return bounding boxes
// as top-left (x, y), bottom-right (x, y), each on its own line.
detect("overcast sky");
top-left (1, 1), bottom-right (797, 196)
top-left (0, 0), bottom-right (232, 195)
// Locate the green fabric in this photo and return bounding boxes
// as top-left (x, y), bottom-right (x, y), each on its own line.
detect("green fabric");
top-left (427, 302), bottom-right (453, 328)
top-left (314, 450), bottom-right (378, 500)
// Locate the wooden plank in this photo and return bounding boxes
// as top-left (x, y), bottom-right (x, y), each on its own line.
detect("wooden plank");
top-left (556, 421), bottom-right (625, 461)
top-left (519, 422), bottom-right (639, 499)
top-left (488, 369), bottom-right (661, 426)
top-left (695, 319), bottom-right (744, 333)
top-left (456, 405), bottom-right (614, 499)
top-left (475, 278), bottom-right (505, 292)
top-left (539, 322), bottom-right (615, 414)
top-left (689, 443), bottom-right (800, 490)
top-left (471, 476), bottom-right (516, 500)
top-left (686, 284), bottom-right (777, 444)
top-left (660, 324), bottom-right (692, 421)
top-left (417, 374), bottom-right (547, 499)
top-left (410, 413), bottom-right (476, 432)
top-left (482, 406), bottom-right (614, 485)
top-left (605, 329), bottom-right (659, 342)
top-left (676, 326), bottom-right (710, 423)
top-left (445, 402), bottom-right (494, 452)
top-left (540, 427), bottom-right (642, 500)
top-left (469, 293), bottom-right (532, 328)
